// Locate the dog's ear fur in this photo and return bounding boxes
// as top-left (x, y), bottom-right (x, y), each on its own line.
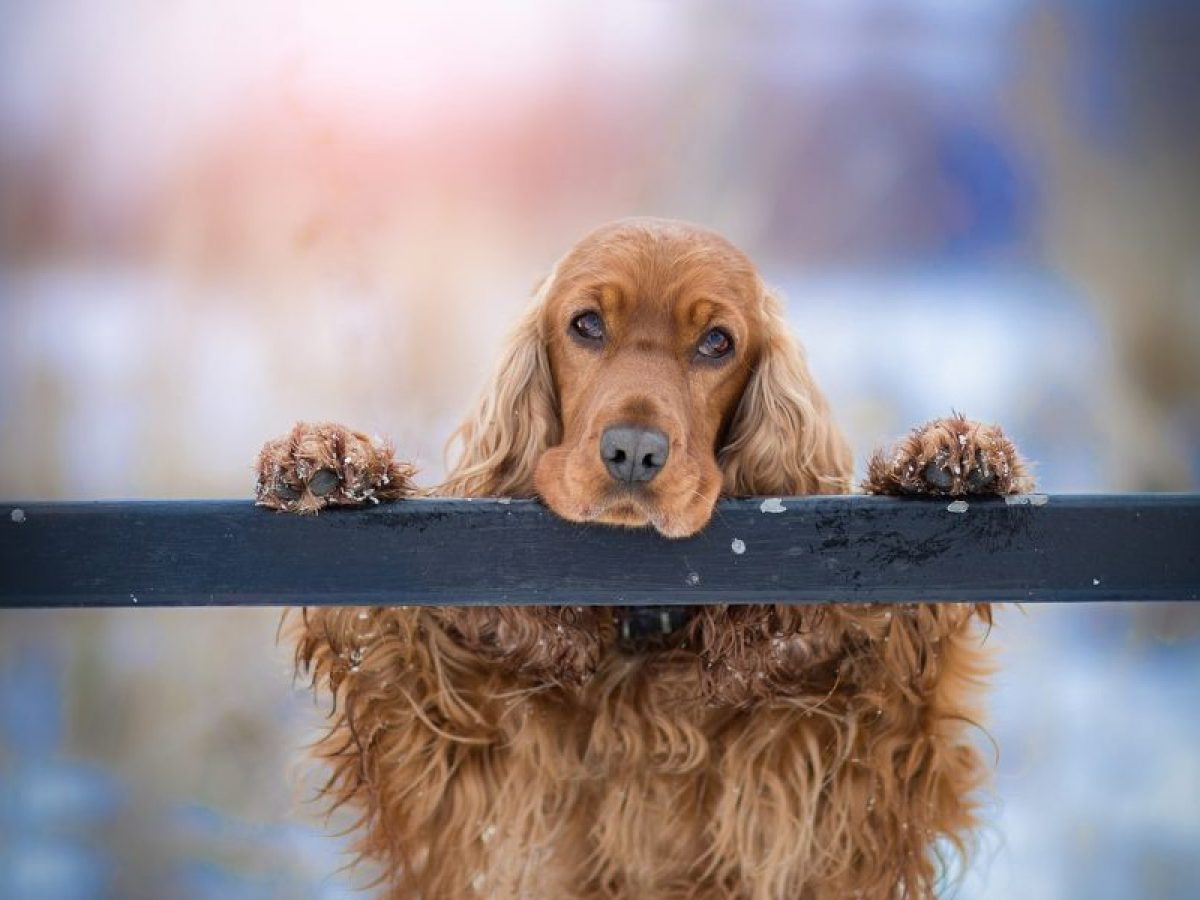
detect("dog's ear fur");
top-left (441, 276), bottom-right (560, 497)
top-left (719, 284), bottom-right (853, 496)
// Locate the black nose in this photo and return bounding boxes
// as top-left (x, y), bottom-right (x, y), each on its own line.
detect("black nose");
top-left (600, 425), bottom-right (669, 483)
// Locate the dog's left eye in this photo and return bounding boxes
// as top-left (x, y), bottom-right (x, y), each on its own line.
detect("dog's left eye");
top-left (571, 311), bottom-right (606, 343)
top-left (697, 328), bottom-right (734, 360)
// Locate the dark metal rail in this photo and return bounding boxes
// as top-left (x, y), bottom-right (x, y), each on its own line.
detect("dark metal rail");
top-left (2, 495), bottom-right (1197, 608)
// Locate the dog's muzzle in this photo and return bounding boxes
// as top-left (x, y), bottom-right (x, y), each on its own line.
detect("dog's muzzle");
top-left (613, 605), bottom-right (695, 653)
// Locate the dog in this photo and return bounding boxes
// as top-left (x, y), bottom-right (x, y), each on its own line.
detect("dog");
top-left (256, 218), bottom-right (1031, 898)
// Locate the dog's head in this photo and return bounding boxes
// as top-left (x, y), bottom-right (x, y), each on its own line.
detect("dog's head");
top-left (444, 218), bottom-right (852, 536)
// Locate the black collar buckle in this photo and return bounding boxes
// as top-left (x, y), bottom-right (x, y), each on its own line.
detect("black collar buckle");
top-left (613, 605), bottom-right (695, 653)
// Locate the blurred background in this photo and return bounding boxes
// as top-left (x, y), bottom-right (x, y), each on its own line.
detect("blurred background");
top-left (1, 1), bottom-right (1198, 897)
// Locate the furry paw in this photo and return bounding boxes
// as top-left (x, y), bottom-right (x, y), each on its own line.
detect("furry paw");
top-left (255, 422), bottom-right (417, 513)
top-left (864, 413), bottom-right (1033, 497)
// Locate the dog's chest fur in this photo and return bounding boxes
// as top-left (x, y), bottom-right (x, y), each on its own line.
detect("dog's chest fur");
top-left (465, 658), bottom-right (843, 898)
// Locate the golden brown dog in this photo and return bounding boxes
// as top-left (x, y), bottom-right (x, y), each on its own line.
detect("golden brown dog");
top-left (256, 218), bottom-right (1031, 899)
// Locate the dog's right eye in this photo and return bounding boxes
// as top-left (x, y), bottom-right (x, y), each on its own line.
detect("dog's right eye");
top-left (570, 311), bottom-right (606, 343)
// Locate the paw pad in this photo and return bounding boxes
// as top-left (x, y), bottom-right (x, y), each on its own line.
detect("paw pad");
top-left (307, 468), bottom-right (340, 497)
top-left (921, 459), bottom-right (954, 491)
top-left (273, 481), bottom-right (302, 501)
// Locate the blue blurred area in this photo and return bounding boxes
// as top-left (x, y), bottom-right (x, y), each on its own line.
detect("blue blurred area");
top-left (933, 124), bottom-right (1033, 257)
top-left (0, 628), bottom-right (359, 899)
top-left (784, 268), bottom-right (1107, 491)
top-left (0, 647), bottom-right (122, 900)
top-left (964, 605), bottom-right (1200, 899)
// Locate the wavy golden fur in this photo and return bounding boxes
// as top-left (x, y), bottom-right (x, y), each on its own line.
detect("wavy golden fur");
top-left (259, 218), bottom-right (1032, 898)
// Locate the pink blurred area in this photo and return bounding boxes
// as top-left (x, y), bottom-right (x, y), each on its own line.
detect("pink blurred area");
top-left (1, 2), bottom-right (694, 498)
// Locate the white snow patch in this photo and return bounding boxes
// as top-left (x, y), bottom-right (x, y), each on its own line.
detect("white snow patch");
top-left (731, 538), bottom-right (746, 555)
top-left (946, 500), bottom-right (970, 513)
top-left (1005, 494), bottom-right (1049, 507)
top-left (760, 498), bottom-right (787, 514)
top-left (10, 508), bottom-right (26, 523)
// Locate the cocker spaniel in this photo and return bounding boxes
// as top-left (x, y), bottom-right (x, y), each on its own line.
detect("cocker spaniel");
top-left (256, 218), bottom-right (1031, 899)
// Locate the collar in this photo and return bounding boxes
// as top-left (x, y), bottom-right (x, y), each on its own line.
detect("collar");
top-left (612, 605), bottom-right (696, 653)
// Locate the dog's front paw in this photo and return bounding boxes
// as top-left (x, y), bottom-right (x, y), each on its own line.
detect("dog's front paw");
top-left (864, 413), bottom-right (1033, 497)
top-left (255, 422), bottom-right (416, 513)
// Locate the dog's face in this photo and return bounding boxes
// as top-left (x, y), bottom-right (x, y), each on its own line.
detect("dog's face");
top-left (532, 222), bottom-right (762, 538)
top-left (445, 217), bottom-right (852, 541)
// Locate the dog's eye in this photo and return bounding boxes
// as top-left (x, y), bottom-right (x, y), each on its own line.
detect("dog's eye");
top-left (571, 311), bottom-right (606, 343)
top-left (697, 328), bottom-right (733, 360)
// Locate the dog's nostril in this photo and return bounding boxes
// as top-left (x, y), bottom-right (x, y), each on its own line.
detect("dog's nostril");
top-left (612, 449), bottom-right (627, 464)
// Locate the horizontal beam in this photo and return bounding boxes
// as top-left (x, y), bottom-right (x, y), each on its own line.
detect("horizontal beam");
top-left (2, 495), bottom-right (1198, 608)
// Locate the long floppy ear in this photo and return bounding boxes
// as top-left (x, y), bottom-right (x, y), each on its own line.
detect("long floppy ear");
top-left (439, 276), bottom-right (559, 497)
top-left (718, 284), bottom-right (853, 496)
